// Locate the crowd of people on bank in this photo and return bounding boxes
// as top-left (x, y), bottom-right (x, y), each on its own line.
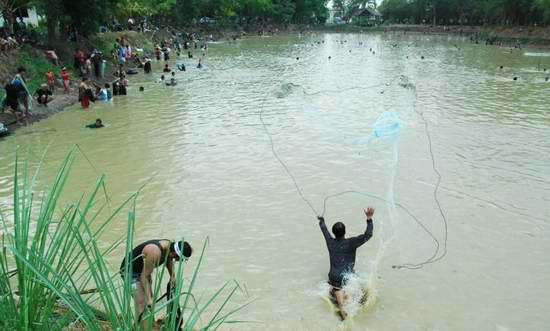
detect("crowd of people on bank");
top-left (0, 26), bottom-right (215, 128)
top-left (0, 17), bottom-right (34, 53)
top-left (0, 35), bottom-right (19, 52)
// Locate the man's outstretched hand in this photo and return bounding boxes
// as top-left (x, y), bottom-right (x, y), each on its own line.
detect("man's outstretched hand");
top-left (364, 207), bottom-right (375, 220)
top-left (317, 216), bottom-right (325, 222)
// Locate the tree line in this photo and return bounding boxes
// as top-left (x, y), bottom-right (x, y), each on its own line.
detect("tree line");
top-left (378, 0), bottom-right (550, 25)
top-left (1, 0), bottom-right (329, 40)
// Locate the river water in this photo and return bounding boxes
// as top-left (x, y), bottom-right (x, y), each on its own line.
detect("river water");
top-left (1, 33), bottom-right (549, 330)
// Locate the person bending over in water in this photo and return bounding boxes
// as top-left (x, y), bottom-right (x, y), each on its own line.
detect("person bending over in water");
top-left (318, 207), bottom-right (375, 320)
top-left (120, 239), bottom-right (192, 327)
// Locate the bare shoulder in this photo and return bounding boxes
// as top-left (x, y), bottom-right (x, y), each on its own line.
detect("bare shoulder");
top-left (142, 243), bottom-right (162, 260)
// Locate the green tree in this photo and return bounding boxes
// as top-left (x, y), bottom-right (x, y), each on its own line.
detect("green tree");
top-left (536, 0), bottom-right (550, 23)
top-left (293, 0), bottom-right (328, 23)
top-left (272, 0), bottom-right (295, 23)
top-left (0, 0), bottom-right (29, 34)
top-left (173, 0), bottom-right (201, 24)
top-left (33, 0), bottom-right (63, 45)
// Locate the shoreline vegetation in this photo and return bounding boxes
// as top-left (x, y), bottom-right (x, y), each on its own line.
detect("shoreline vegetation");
top-left (0, 148), bottom-right (250, 330)
top-left (1, 23), bottom-right (550, 136)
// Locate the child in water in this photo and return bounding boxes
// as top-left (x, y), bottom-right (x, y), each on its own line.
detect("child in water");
top-left (119, 74), bottom-right (128, 95)
top-left (105, 83), bottom-right (112, 100)
top-left (86, 118), bottom-right (104, 128)
top-left (167, 72), bottom-right (177, 86)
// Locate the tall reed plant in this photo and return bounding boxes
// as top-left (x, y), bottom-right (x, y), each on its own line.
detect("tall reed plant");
top-left (0, 147), bottom-right (250, 330)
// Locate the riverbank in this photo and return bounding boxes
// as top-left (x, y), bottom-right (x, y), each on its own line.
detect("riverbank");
top-left (3, 23), bottom-right (550, 137)
top-left (0, 31), bottom-right (154, 134)
top-left (383, 24), bottom-right (550, 47)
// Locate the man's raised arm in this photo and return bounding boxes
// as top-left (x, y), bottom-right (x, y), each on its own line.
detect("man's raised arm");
top-left (317, 216), bottom-right (332, 242)
top-left (351, 207), bottom-right (375, 248)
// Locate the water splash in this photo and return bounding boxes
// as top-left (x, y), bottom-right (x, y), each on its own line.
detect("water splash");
top-left (316, 111), bottom-right (403, 321)
top-left (275, 82), bottom-right (304, 98)
top-left (322, 78), bottom-right (416, 319)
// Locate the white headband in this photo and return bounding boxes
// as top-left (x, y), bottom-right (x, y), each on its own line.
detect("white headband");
top-left (174, 242), bottom-right (182, 258)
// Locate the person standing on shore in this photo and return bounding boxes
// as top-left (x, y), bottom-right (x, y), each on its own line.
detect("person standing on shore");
top-left (3, 79), bottom-right (23, 121)
top-left (118, 44), bottom-right (127, 70)
top-left (74, 48), bottom-right (84, 72)
top-left (318, 207), bottom-right (375, 320)
top-left (45, 70), bottom-right (55, 91)
top-left (85, 57), bottom-right (93, 78)
top-left (60, 67), bottom-right (70, 93)
top-left (120, 239), bottom-right (193, 326)
top-left (78, 77), bottom-right (92, 109)
top-left (92, 51), bottom-right (103, 78)
top-left (12, 67), bottom-right (31, 117)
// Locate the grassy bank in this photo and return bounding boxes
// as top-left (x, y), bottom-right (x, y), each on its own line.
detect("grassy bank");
top-left (0, 148), bottom-right (249, 330)
top-left (16, 45), bottom-right (69, 93)
top-left (89, 30), bottom-right (155, 57)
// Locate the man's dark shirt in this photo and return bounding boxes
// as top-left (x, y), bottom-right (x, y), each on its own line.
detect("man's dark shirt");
top-left (4, 83), bottom-right (19, 103)
top-left (319, 218), bottom-right (373, 286)
top-left (35, 88), bottom-right (52, 99)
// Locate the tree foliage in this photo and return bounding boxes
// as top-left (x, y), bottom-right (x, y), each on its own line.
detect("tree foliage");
top-left (24, 0), bottom-right (328, 38)
top-left (379, 0), bottom-right (550, 25)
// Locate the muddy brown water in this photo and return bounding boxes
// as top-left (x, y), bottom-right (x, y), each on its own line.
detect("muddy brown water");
top-left (1, 33), bottom-right (549, 330)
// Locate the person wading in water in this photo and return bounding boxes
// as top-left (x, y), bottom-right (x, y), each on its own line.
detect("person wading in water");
top-left (120, 239), bottom-right (193, 325)
top-left (318, 207), bottom-right (375, 320)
